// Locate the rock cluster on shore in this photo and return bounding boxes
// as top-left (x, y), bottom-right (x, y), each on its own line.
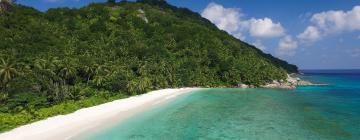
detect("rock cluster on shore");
top-left (237, 74), bottom-right (323, 89)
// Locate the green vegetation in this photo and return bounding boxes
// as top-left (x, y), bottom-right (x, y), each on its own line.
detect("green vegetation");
top-left (0, 0), bottom-right (297, 132)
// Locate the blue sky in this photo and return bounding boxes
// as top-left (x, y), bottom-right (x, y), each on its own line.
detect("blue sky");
top-left (17, 0), bottom-right (360, 69)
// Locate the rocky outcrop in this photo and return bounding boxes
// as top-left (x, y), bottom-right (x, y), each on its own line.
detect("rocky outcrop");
top-left (260, 79), bottom-right (296, 89)
top-left (236, 83), bottom-right (256, 88)
top-left (237, 74), bottom-right (326, 89)
top-left (237, 83), bottom-right (249, 88)
top-left (137, 9), bottom-right (149, 23)
top-left (260, 74), bottom-right (326, 89)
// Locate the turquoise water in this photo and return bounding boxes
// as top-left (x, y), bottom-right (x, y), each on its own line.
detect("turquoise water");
top-left (78, 71), bottom-right (360, 140)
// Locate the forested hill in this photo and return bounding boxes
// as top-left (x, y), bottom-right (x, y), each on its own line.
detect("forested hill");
top-left (0, 0), bottom-right (297, 131)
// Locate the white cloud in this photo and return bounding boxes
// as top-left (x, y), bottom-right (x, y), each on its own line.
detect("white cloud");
top-left (297, 26), bottom-right (321, 43)
top-left (297, 5), bottom-right (360, 44)
top-left (201, 3), bottom-right (243, 33)
top-left (233, 32), bottom-right (246, 40)
top-left (277, 35), bottom-right (298, 56)
top-left (201, 3), bottom-right (285, 39)
top-left (244, 18), bottom-right (285, 38)
top-left (311, 5), bottom-right (360, 33)
top-left (251, 40), bottom-right (266, 51)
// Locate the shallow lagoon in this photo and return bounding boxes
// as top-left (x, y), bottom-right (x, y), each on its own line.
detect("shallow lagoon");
top-left (79, 72), bottom-right (360, 140)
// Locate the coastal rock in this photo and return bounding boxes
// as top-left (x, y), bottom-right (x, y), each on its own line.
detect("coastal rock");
top-left (237, 83), bottom-right (249, 88)
top-left (260, 81), bottom-right (296, 89)
top-left (260, 74), bottom-right (325, 89)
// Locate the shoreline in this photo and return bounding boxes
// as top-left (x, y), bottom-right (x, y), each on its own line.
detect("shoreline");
top-left (0, 88), bottom-right (200, 140)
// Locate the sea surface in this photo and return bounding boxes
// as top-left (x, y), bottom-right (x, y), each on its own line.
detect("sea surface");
top-left (78, 70), bottom-right (360, 140)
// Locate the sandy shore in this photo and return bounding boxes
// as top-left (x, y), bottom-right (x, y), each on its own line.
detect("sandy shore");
top-left (0, 88), bottom-right (199, 140)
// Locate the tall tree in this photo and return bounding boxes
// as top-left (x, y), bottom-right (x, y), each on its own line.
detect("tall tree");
top-left (0, 58), bottom-right (18, 91)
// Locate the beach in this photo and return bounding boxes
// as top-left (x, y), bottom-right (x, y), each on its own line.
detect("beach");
top-left (0, 88), bottom-right (198, 140)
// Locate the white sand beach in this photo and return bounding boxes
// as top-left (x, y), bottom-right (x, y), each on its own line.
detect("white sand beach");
top-left (0, 88), bottom-right (199, 140)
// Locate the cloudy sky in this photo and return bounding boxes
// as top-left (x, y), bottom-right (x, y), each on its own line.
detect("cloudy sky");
top-left (18, 0), bottom-right (360, 69)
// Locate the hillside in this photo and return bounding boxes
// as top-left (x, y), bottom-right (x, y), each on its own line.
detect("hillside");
top-left (0, 0), bottom-right (297, 131)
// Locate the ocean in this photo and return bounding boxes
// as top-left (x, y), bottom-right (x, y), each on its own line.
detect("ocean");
top-left (78, 70), bottom-right (360, 140)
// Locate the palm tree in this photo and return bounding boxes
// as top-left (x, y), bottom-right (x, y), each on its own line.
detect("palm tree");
top-left (138, 76), bottom-right (151, 92)
top-left (0, 58), bottom-right (18, 91)
top-left (34, 57), bottom-right (60, 83)
top-left (126, 80), bottom-right (137, 95)
top-left (58, 62), bottom-right (77, 85)
top-left (92, 75), bottom-right (107, 87)
top-left (91, 65), bottom-right (110, 87)
top-left (83, 64), bottom-right (97, 84)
